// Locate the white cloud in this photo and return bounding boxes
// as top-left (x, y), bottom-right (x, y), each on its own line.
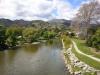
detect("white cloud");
top-left (0, 0), bottom-right (17, 19)
top-left (53, 0), bottom-right (78, 20)
top-left (97, 0), bottom-right (100, 3)
top-left (0, 0), bottom-right (78, 21)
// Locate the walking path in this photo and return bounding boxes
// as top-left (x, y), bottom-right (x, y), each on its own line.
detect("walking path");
top-left (62, 39), bottom-right (97, 74)
top-left (72, 40), bottom-right (100, 62)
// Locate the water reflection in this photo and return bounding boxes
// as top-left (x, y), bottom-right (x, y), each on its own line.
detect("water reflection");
top-left (22, 44), bottom-right (40, 53)
top-left (46, 39), bottom-right (62, 49)
top-left (0, 39), bottom-right (69, 75)
top-left (0, 50), bottom-right (17, 64)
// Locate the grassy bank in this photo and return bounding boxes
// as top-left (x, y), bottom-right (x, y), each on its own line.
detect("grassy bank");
top-left (62, 36), bottom-right (98, 74)
top-left (61, 35), bottom-right (71, 49)
top-left (62, 35), bottom-right (81, 73)
top-left (72, 46), bottom-right (100, 70)
top-left (73, 39), bottom-right (100, 59)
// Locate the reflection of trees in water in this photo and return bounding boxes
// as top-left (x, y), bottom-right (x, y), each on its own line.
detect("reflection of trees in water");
top-left (46, 39), bottom-right (62, 49)
top-left (0, 49), bottom-right (17, 64)
top-left (47, 40), bottom-right (53, 45)
top-left (0, 52), bottom-right (5, 64)
top-left (0, 50), bottom-right (17, 75)
top-left (22, 44), bottom-right (40, 53)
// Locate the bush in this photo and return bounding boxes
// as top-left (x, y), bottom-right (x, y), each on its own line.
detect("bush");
top-left (69, 32), bottom-right (75, 38)
top-left (86, 28), bottom-right (100, 51)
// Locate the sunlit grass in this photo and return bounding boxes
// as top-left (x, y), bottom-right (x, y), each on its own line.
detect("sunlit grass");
top-left (73, 39), bottom-right (100, 59)
top-left (61, 35), bottom-right (71, 49)
top-left (72, 46), bottom-right (100, 70)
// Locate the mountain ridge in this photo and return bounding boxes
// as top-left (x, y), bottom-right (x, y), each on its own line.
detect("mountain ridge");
top-left (0, 18), bottom-right (71, 27)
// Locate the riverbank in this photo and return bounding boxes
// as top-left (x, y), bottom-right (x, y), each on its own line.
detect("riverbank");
top-left (0, 40), bottom-right (46, 51)
top-left (72, 40), bottom-right (100, 69)
top-left (73, 39), bottom-right (100, 59)
top-left (61, 38), bottom-right (99, 75)
top-left (0, 38), bottom-right (59, 51)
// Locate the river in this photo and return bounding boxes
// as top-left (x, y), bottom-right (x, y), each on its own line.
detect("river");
top-left (0, 40), bottom-right (70, 75)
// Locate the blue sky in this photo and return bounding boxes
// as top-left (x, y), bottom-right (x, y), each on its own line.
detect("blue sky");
top-left (67, 0), bottom-right (84, 7)
top-left (0, 0), bottom-right (96, 21)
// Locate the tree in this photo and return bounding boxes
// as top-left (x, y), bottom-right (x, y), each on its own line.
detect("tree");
top-left (5, 26), bottom-right (22, 46)
top-left (86, 27), bottom-right (100, 50)
top-left (42, 30), bottom-right (56, 39)
top-left (0, 25), bottom-right (6, 44)
top-left (0, 25), bottom-right (8, 49)
top-left (22, 27), bottom-right (38, 43)
top-left (71, 0), bottom-right (100, 38)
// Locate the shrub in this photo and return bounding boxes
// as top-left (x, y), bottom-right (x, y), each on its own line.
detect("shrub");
top-left (86, 28), bottom-right (100, 50)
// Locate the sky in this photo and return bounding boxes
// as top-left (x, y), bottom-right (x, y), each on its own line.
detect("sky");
top-left (0, 0), bottom-right (99, 21)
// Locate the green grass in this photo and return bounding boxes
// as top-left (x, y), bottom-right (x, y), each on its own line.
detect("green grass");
top-left (83, 72), bottom-right (97, 75)
top-left (73, 66), bottom-right (81, 72)
top-left (63, 37), bottom-right (100, 74)
top-left (62, 35), bottom-right (71, 49)
top-left (72, 46), bottom-right (100, 70)
top-left (64, 51), bottom-right (98, 74)
top-left (73, 39), bottom-right (100, 59)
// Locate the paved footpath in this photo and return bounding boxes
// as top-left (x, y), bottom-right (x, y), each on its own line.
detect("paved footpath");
top-left (72, 40), bottom-right (100, 62)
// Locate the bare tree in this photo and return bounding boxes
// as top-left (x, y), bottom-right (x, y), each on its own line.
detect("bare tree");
top-left (71, 0), bottom-right (100, 38)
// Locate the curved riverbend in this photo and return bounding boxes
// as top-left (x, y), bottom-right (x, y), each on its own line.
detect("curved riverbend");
top-left (0, 40), bottom-right (70, 75)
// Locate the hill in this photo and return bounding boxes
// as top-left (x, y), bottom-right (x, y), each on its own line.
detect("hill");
top-left (0, 18), bottom-right (71, 27)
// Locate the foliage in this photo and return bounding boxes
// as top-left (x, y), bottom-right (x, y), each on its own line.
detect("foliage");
top-left (22, 27), bottom-right (57, 42)
top-left (86, 28), bottom-right (100, 50)
top-left (71, 0), bottom-right (100, 38)
top-left (69, 32), bottom-right (75, 38)
top-left (61, 35), bottom-right (71, 49)
top-left (74, 39), bottom-right (100, 58)
top-left (0, 22), bottom-right (69, 49)
top-left (22, 27), bottom-right (38, 43)
top-left (0, 25), bottom-right (6, 44)
top-left (42, 30), bottom-right (57, 39)
top-left (5, 26), bottom-right (22, 46)
top-left (6, 26), bottom-right (22, 37)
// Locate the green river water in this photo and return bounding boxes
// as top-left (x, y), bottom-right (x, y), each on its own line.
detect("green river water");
top-left (0, 40), bottom-right (70, 75)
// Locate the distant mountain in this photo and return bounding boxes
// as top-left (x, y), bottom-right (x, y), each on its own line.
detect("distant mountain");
top-left (0, 19), bottom-right (13, 26)
top-left (0, 18), bottom-right (71, 27)
top-left (0, 19), bottom-right (32, 27)
top-left (13, 20), bottom-right (32, 26)
top-left (49, 19), bottom-right (70, 23)
top-left (31, 20), bottom-right (49, 28)
top-left (48, 19), bottom-right (71, 27)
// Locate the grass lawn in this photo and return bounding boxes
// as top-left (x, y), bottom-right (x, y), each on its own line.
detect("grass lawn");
top-left (83, 72), bottom-right (97, 75)
top-left (73, 39), bottom-right (100, 59)
top-left (62, 35), bottom-right (71, 49)
top-left (72, 46), bottom-right (100, 70)
top-left (63, 37), bottom-right (99, 74)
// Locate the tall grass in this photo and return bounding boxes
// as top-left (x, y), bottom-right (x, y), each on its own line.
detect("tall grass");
top-left (61, 35), bottom-right (71, 49)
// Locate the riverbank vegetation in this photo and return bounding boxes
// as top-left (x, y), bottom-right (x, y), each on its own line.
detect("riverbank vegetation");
top-left (61, 35), bottom-right (71, 49)
top-left (62, 1), bottom-right (100, 71)
top-left (73, 39), bottom-right (100, 59)
top-left (62, 34), bottom-right (98, 75)
top-left (86, 27), bottom-right (100, 51)
top-left (71, 0), bottom-right (100, 52)
top-left (0, 21), bottom-right (70, 50)
top-left (70, 26), bottom-right (100, 70)
top-left (72, 45), bottom-right (100, 70)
